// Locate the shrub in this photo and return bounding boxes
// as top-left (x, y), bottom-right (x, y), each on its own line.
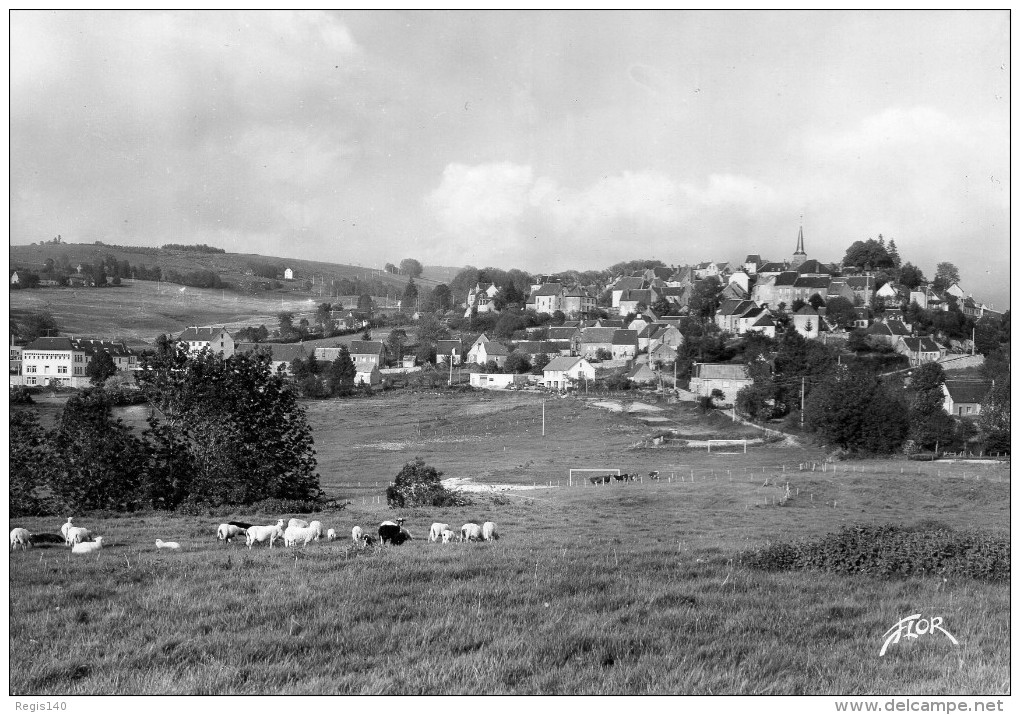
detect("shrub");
top-left (10, 386), bottom-right (35, 404)
top-left (386, 458), bottom-right (470, 508)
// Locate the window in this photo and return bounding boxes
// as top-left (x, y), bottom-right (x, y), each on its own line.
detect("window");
top-left (58, 366), bottom-right (67, 374)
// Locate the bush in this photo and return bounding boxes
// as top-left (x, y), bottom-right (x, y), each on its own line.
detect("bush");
top-left (746, 523), bottom-right (1009, 581)
top-left (10, 386), bottom-right (36, 404)
top-left (386, 458), bottom-right (470, 508)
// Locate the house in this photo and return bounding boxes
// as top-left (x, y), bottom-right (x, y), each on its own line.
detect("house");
top-left (543, 356), bottom-right (596, 391)
top-left (942, 380), bottom-right (992, 417)
top-left (688, 363), bottom-right (753, 407)
top-left (72, 339), bottom-right (138, 379)
top-left (546, 326), bottom-right (581, 355)
top-left (284, 268), bottom-right (294, 280)
top-left (242, 342), bottom-right (309, 374)
top-left (467, 340), bottom-right (509, 368)
top-left (578, 327), bottom-right (617, 360)
top-left (720, 280), bottom-right (749, 302)
top-left (512, 341), bottom-right (561, 362)
top-left (743, 255), bottom-right (763, 275)
top-left (470, 372), bottom-right (530, 390)
top-left (792, 306), bottom-right (821, 339)
top-left (618, 288), bottom-right (656, 317)
top-left (649, 342), bottom-right (678, 367)
top-left (436, 339), bottom-right (463, 365)
top-left (532, 283), bottom-right (565, 314)
top-left (896, 336), bottom-right (944, 366)
top-left (10, 271), bottom-right (19, 285)
top-left (611, 330), bottom-right (639, 360)
top-left (876, 282), bottom-right (907, 303)
top-left (349, 340), bottom-right (386, 370)
top-left (20, 337), bottom-right (76, 387)
top-left (627, 362), bottom-right (659, 386)
top-left (610, 276), bottom-right (647, 308)
top-left (728, 270), bottom-right (751, 295)
top-left (737, 306), bottom-right (771, 336)
top-left (465, 282), bottom-right (500, 314)
top-left (9, 342), bottom-right (23, 376)
top-left (562, 287), bottom-right (596, 317)
top-left (865, 319), bottom-right (912, 348)
top-left (852, 307), bottom-right (871, 329)
top-left (715, 299), bottom-right (757, 334)
top-left (178, 326), bottom-right (235, 358)
top-left (744, 310), bottom-right (776, 338)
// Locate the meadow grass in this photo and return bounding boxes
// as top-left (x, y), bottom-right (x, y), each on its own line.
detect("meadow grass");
top-left (9, 391), bottom-right (1010, 694)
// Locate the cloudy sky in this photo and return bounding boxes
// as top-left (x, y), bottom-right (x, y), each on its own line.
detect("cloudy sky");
top-left (10, 10), bottom-right (1011, 308)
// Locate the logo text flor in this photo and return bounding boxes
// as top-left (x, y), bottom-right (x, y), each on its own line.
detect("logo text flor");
top-left (881, 614), bottom-right (959, 656)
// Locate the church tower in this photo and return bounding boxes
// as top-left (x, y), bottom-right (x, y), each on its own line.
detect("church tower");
top-left (790, 225), bottom-right (807, 269)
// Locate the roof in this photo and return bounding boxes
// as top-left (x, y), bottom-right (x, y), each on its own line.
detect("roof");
top-left (773, 271), bottom-right (800, 287)
top-left (795, 259), bottom-right (831, 275)
top-left (613, 276), bottom-right (646, 291)
top-left (943, 380), bottom-right (993, 405)
top-left (845, 276), bottom-right (874, 290)
top-left (480, 342), bottom-right (509, 356)
top-left (436, 339), bottom-right (462, 353)
top-left (752, 312), bottom-right (776, 327)
top-left (546, 327), bottom-right (580, 340)
top-left (692, 363), bottom-right (751, 381)
top-left (580, 327), bottom-right (618, 344)
top-left (349, 340), bottom-right (385, 355)
top-left (744, 254), bottom-right (762, 264)
top-left (596, 319), bottom-right (625, 328)
top-left (793, 276), bottom-right (831, 289)
top-left (24, 337), bottom-right (75, 351)
top-left (611, 330), bottom-right (639, 346)
top-left (563, 287), bottom-right (589, 298)
top-left (795, 305), bottom-right (818, 316)
top-left (73, 339), bottom-right (134, 357)
top-left (628, 363), bottom-right (658, 381)
top-left (619, 289), bottom-right (653, 303)
top-left (758, 262), bottom-right (788, 273)
top-left (900, 337), bottom-right (942, 353)
top-left (544, 356), bottom-right (583, 372)
top-left (239, 342), bottom-right (308, 362)
top-left (179, 326), bottom-right (229, 342)
top-left (717, 299), bottom-right (756, 316)
top-left (533, 283), bottom-right (564, 296)
top-left (513, 341), bottom-right (560, 354)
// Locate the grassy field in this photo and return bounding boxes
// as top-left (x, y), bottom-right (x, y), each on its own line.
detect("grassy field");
top-left (8, 391), bottom-right (1011, 695)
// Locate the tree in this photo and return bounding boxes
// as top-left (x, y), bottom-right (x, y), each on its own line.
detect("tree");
top-left (357, 294), bottom-right (374, 312)
top-left (825, 296), bottom-right (858, 330)
top-left (808, 293), bottom-right (825, 311)
top-left (907, 362), bottom-right (955, 451)
top-left (385, 458), bottom-right (465, 508)
top-left (135, 346), bottom-right (322, 506)
top-left (505, 351), bottom-right (531, 374)
top-left (21, 311), bottom-right (59, 341)
top-left (425, 283), bottom-right (453, 312)
top-left (10, 410), bottom-right (58, 515)
top-left (933, 262), bottom-right (960, 292)
top-left (384, 263), bottom-right (398, 274)
top-left (402, 278), bottom-right (419, 311)
top-left (85, 350), bottom-right (118, 386)
top-left (531, 353), bottom-right (551, 375)
top-left (50, 388), bottom-right (147, 510)
top-left (842, 238), bottom-right (893, 269)
top-left (399, 258), bottom-right (424, 278)
top-left (978, 376), bottom-right (1009, 452)
top-left (887, 239), bottom-right (901, 268)
top-left (327, 346), bottom-right (356, 397)
top-left (316, 303), bottom-right (334, 336)
top-left (804, 365), bottom-right (908, 453)
top-left (278, 312), bottom-right (295, 338)
top-left (386, 329), bottom-right (407, 366)
top-left (417, 312), bottom-right (450, 350)
top-left (790, 298), bottom-right (806, 313)
top-left (899, 262), bottom-right (926, 290)
top-left (689, 277), bottom-right (723, 321)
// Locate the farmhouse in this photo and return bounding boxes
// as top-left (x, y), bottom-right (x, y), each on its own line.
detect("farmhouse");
top-left (543, 356), bottom-right (595, 391)
top-left (436, 339), bottom-right (463, 365)
top-left (349, 340), bottom-right (385, 370)
top-left (896, 336), bottom-right (944, 366)
top-left (178, 326), bottom-right (235, 358)
top-left (688, 362), bottom-right (752, 407)
top-left (611, 330), bottom-right (639, 360)
top-left (467, 340), bottom-right (509, 368)
top-left (941, 380), bottom-right (992, 417)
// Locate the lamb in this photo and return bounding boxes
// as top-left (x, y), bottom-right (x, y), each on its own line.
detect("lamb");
top-left (155, 539), bottom-right (181, 550)
top-left (287, 518), bottom-right (309, 530)
top-left (440, 529), bottom-right (456, 544)
top-left (10, 528), bottom-right (31, 551)
top-left (429, 522), bottom-right (450, 542)
top-left (284, 520), bottom-right (324, 547)
top-left (326, 528), bottom-right (337, 541)
top-left (461, 523), bottom-right (482, 542)
top-left (246, 519), bottom-right (285, 549)
top-left (351, 525), bottom-right (365, 546)
top-left (217, 523), bottom-right (246, 543)
top-left (60, 517), bottom-right (75, 541)
top-left (482, 521), bottom-right (499, 541)
top-left (71, 536), bottom-right (103, 554)
top-left (65, 526), bottom-right (93, 547)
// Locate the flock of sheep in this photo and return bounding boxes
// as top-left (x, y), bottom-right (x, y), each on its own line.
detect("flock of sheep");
top-left (10, 516), bottom-right (499, 554)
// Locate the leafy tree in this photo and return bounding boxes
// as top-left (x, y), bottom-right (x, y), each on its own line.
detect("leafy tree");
top-left (50, 388), bottom-right (147, 510)
top-left (86, 350), bottom-right (118, 386)
top-left (825, 296), bottom-right (858, 330)
top-left (327, 346), bottom-right (356, 397)
top-left (384, 263), bottom-right (398, 274)
top-left (386, 329), bottom-right (407, 365)
top-left (808, 293), bottom-right (825, 311)
top-left (531, 353), bottom-right (551, 375)
top-left (385, 458), bottom-right (465, 508)
top-left (907, 362), bottom-right (955, 451)
top-left (899, 262), bottom-right (926, 290)
top-left (886, 239), bottom-right (901, 268)
top-left (402, 278), bottom-right (419, 311)
top-left (505, 351), bottom-right (531, 374)
top-left (357, 294), bottom-right (374, 312)
top-left (425, 283), bottom-right (453, 312)
top-left (361, 327), bottom-right (372, 341)
top-left (790, 298), bottom-right (806, 313)
top-left (978, 376), bottom-right (1010, 452)
top-left (316, 303), bottom-right (334, 336)
top-left (10, 410), bottom-right (59, 515)
top-left (842, 238), bottom-right (894, 270)
top-left (236, 325), bottom-right (269, 343)
top-left (804, 366), bottom-right (908, 453)
top-left (21, 311), bottom-right (60, 341)
top-left (399, 258), bottom-right (424, 278)
top-left (416, 312), bottom-right (450, 350)
top-left (136, 345), bottom-right (322, 506)
top-left (933, 262), bottom-right (960, 292)
top-left (278, 312), bottom-right (295, 338)
top-left (494, 310), bottom-right (527, 340)
top-left (689, 277), bottom-right (723, 321)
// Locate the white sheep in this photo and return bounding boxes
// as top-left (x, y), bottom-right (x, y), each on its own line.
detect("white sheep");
top-left (461, 523), bottom-right (482, 542)
top-left (71, 536), bottom-right (104, 554)
top-left (284, 520), bottom-right (323, 547)
top-left (246, 519), bottom-right (285, 549)
top-left (326, 528), bottom-right (337, 541)
top-left (287, 518), bottom-right (309, 530)
top-left (482, 521), bottom-right (499, 541)
top-left (217, 523), bottom-right (245, 543)
top-left (65, 526), bottom-right (93, 547)
top-left (440, 529), bottom-right (456, 544)
top-left (60, 517), bottom-right (74, 541)
top-left (10, 528), bottom-right (31, 551)
top-left (429, 522), bottom-right (450, 542)
top-left (351, 525), bottom-right (365, 546)
top-left (155, 539), bottom-right (181, 550)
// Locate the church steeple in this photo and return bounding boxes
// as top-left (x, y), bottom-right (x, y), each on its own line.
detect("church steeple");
top-left (791, 224), bottom-right (807, 269)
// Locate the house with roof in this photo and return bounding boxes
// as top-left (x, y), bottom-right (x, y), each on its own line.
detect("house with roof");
top-left (876, 282), bottom-right (907, 303)
top-left (688, 363), bottom-right (753, 406)
top-left (610, 276), bottom-right (647, 308)
top-left (851, 307), bottom-right (871, 329)
top-left (865, 320), bottom-right (912, 349)
top-left (611, 330), bottom-right (639, 360)
top-left (512, 341), bottom-right (562, 362)
top-left (284, 268), bottom-right (294, 280)
top-left (532, 283), bottom-right (565, 314)
top-left (942, 380), bottom-right (992, 417)
top-left (72, 339), bottom-right (138, 379)
top-left (543, 356), bottom-right (596, 391)
top-left (578, 327), bottom-right (617, 360)
top-left (617, 288), bottom-right (657, 317)
top-left (896, 336), bottom-right (944, 366)
top-left (20, 337), bottom-right (76, 386)
top-left (10, 341), bottom-right (23, 378)
top-left (546, 326), bottom-right (581, 355)
top-left (649, 342), bottom-right (678, 367)
top-left (178, 326), bottom-right (235, 357)
top-left (467, 339), bottom-right (509, 368)
top-left (348, 340), bottom-right (386, 371)
top-left (562, 287), bottom-right (596, 317)
top-left (744, 309), bottom-right (777, 338)
top-left (627, 362), bottom-right (659, 386)
top-left (743, 255), bottom-right (763, 275)
top-left (715, 299), bottom-right (757, 334)
top-left (242, 342), bottom-right (309, 374)
top-left (436, 339), bottom-right (463, 365)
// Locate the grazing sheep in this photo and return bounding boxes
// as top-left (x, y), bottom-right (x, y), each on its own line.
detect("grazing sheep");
top-left (155, 539), bottom-right (181, 550)
top-left (461, 523), bottom-right (482, 542)
top-left (65, 526), bottom-right (93, 547)
top-left (326, 528), bottom-right (336, 541)
top-left (227, 520), bottom-right (253, 530)
top-left (440, 529), bottom-right (456, 544)
top-left (60, 517), bottom-right (75, 541)
top-left (284, 520), bottom-right (323, 547)
top-left (217, 523), bottom-right (246, 543)
top-left (429, 522), bottom-right (450, 542)
top-left (482, 521), bottom-right (499, 541)
top-left (362, 534), bottom-right (378, 547)
top-left (648, 471), bottom-right (660, 481)
top-left (379, 519), bottom-right (412, 545)
top-left (352, 525), bottom-right (365, 546)
top-left (246, 519), bottom-right (285, 549)
top-left (29, 533), bottom-right (65, 547)
top-left (71, 536), bottom-right (103, 554)
top-left (10, 528), bottom-right (31, 551)
top-left (287, 518), bottom-right (309, 530)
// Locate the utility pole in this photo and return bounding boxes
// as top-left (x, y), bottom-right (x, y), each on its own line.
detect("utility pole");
top-left (542, 400), bottom-right (546, 437)
top-left (800, 376), bottom-right (805, 428)
top-left (448, 349), bottom-right (455, 386)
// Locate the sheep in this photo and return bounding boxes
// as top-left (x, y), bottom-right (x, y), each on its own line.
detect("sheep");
top-left (65, 526), bottom-right (93, 547)
top-left (461, 523), bottom-right (483, 542)
top-left (648, 471), bottom-right (660, 481)
top-left (362, 534), bottom-right (378, 547)
top-left (326, 528), bottom-right (337, 541)
top-left (155, 539), bottom-right (181, 551)
top-left (71, 536), bottom-right (103, 555)
top-left (482, 521), bottom-right (499, 541)
top-left (227, 520), bottom-right (253, 530)
top-left (429, 522), bottom-right (450, 542)
top-left (29, 533), bottom-right (65, 547)
top-left (440, 529), bottom-right (456, 544)
top-left (352, 525), bottom-right (365, 546)
top-left (287, 518), bottom-right (309, 530)
top-left (284, 520), bottom-right (323, 547)
top-left (217, 523), bottom-right (246, 543)
top-left (379, 519), bottom-right (412, 545)
top-left (10, 528), bottom-right (31, 552)
top-left (246, 519), bottom-right (285, 549)
top-left (60, 517), bottom-right (75, 541)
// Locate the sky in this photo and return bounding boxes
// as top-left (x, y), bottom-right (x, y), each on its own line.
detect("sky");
top-left (9, 10), bottom-right (1011, 309)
